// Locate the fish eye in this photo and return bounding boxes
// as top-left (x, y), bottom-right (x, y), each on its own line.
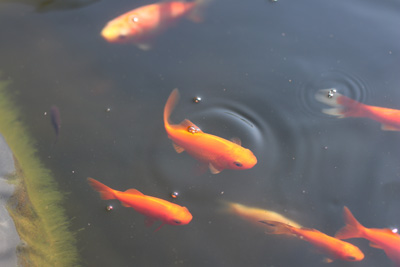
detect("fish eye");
top-left (130, 15), bottom-right (139, 23)
top-left (347, 256), bottom-right (356, 261)
top-left (173, 220), bottom-right (181, 224)
top-left (233, 162), bottom-right (243, 167)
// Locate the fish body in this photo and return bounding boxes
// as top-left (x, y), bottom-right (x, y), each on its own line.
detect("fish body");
top-left (260, 220), bottom-right (364, 262)
top-left (315, 89), bottom-right (400, 131)
top-left (226, 202), bottom-right (301, 228)
top-left (101, 0), bottom-right (205, 50)
top-left (88, 178), bottom-right (192, 231)
top-left (164, 89), bottom-right (257, 174)
top-left (335, 206), bottom-right (400, 265)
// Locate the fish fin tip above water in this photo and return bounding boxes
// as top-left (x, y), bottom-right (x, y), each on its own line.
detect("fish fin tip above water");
top-left (173, 143), bottom-right (185, 153)
top-left (209, 163), bottom-right (222, 174)
top-left (125, 188), bottom-right (144, 196)
top-left (230, 137), bottom-right (242, 146)
top-left (381, 124), bottom-right (400, 131)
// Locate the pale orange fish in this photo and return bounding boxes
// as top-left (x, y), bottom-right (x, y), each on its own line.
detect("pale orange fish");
top-left (335, 206), bottom-right (400, 266)
top-left (164, 89), bottom-right (257, 174)
top-left (316, 89), bottom-right (400, 131)
top-left (225, 201), bottom-right (302, 229)
top-left (260, 220), bottom-right (365, 263)
top-left (88, 178), bottom-right (192, 231)
top-left (101, 0), bottom-right (209, 50)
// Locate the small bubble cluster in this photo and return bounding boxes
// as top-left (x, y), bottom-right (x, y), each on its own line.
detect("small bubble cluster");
top-left (193, 96), bottom-right (201, 103)
top-left (327, 89), bottom-right (337, 98)
top-left (106, 205), bottom-right (113, 211)
top-left (187, 126), bottom-right (200, 134)
top-left (170, 192), bottom-right (179, 199)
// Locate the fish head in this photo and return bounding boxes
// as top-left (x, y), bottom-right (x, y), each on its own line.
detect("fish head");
top-left (101, 12), bottom-right (144, 43)
top-left (167, 206), bottom-right (193, 226)
top-left (223, 146), bottom-right (257, 171)
top-left (339, 243), bottom-right (364, 261)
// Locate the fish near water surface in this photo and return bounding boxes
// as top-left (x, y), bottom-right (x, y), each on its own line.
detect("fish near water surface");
top-left (316, 89), bottom-right (400, 131)
top-left (101, 0), bottom-right (209, 50)
top-left (164, 89), bottom-right (257, 174)
top-left (88, 178), bottom-right (192, 231)
top-left (259, 220), bottom-right (364, 263)
top-left (225, 201), bottom-right (302, 229)
top-left (335, 206), bottom-right (400, 266)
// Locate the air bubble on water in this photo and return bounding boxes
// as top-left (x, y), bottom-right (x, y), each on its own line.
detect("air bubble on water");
top-left (187, 126), bottom-right (200, 134)
top-left (105, 107), bottom-right (111, 112)
top-left (171, 192), bottom-right (179, 199)
top-left (392, 228), bottom-right (398, 234)
top-left (327, 89), bottom-right (337, 98)
top-left (193, 96), bottom-right (201, 103)
top-left (106, 205), bottom-right (113, 211)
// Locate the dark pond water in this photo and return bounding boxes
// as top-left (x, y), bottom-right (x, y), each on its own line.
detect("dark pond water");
top-left (1, 0), bottom-right (400, 266)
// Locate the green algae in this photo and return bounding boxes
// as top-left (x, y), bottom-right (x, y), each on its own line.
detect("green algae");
top-left (0, 80), bottom-right (79, 266)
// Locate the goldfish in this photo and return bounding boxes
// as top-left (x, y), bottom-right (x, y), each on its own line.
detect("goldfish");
top-left (87, 177), bottom-right (192, 231)
top-left (335, 206), bottom-right (400, 265)
top-left (259, 220), bottom-right (364, 263)
top-left (225, 201), bottom-right (302, 229)
top-left (316, 89), bottom-right (400, 131)
top-left (101, 0), bottom-right (209, 50)
top-left (164, 89), bottom-right (257, 174)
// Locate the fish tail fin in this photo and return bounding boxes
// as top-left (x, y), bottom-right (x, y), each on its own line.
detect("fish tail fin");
top-left (87, 177), bottom-right (116, 200)
top-left (164, 88), bottom-right (180, 129)
top-left (187, 0), bottom-right (212, 23)
top-left (335, 206), bottom-right (365, 239)
top-left (259, 220), bottom-right (295, 235)
top-left (315, 89), bottom-right (366, 118)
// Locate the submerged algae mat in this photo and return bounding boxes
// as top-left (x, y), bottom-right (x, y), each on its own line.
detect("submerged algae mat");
top-left (0, 80), bottom-right (78, 266)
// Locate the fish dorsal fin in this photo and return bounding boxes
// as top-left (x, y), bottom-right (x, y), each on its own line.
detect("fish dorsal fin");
top-left (125, 189), bottom-right (144, 196)
top-left (180, 119), bottom-right (203, 133)
top-left (209, 163), bottom-right (222, 174)
top-left (381, 124), bottom-right (400, 131)
top-left (173, 143), bottom-right (185, 153)
top-left (230, 137), bottom-right (241, 146)
top-left (369, 242), bottom-right (383, 249)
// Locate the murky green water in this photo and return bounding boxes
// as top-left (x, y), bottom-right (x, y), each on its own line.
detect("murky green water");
top-left (0, 0), bottom-right (399, 266)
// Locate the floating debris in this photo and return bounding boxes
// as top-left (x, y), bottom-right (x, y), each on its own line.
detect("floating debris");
top-left (187, 126), bottom-right (200, 134)
top-left (327, 89), bottom-right (337, 98)
top-left (105, 107), bottom-right (111, 112)
top-left (106, 205), bottom-right (113, 211)
top-left (193, 96), bottom-right (201, 103)
top-left (170, 192), bottom-right (179, 199)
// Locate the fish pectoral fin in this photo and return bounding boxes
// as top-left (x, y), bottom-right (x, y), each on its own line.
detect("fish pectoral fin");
top-left (154, 222), bottom-right (166, 232)
top-left (230, 137), bottom-right (241, 146)
top-left (121, 202), bottom-right (131, 208)
top-left (180, 119), bottom-right (203, 133)
top-left (369, 242), bottom-right (383, 249)
top-left (209, 163), bottom-right (222, 174)
top-left (322, 258), bottom-right (334, 263)
top-left (173, 143), bottom-right (185, 153)
top-left (381, 124), bottom-right (400, 131)
top-left (124, 189), bottom-right (144, 196)
top-left (145, 217), bottom-right (156, 227)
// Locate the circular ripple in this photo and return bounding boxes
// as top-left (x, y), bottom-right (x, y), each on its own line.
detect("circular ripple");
top-left (298, 69), bottom-right (371, 118)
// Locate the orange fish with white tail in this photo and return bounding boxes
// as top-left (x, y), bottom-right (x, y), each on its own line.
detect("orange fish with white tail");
top-left (335, 206), bottom-right (400, 266)
top-left (101, 0), bottom-right (210, 50)
top-left (88, 178), bottom-right (192, 231)
top-left (316, 89), bottom-right (400, 131)
top-left (164, 89), bottom-right (257, 174)
top-left (259, 220), bottom-right (364, 263)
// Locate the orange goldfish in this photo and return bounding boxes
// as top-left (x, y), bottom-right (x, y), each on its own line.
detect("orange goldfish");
top-left (101, 0), bottom-right (208, 50)
top-left (88, 178), bottom-right (192, 231)
top-left (316, 89), bottom-right (400, 131)
top-left (259, 220), bottom-right (364, 263)
top-left (335, 206), bottom-right (400, 265)
top-left (164, 89), bottom-right (257, 174)
top-left (225, 201), bottom-right (302, 229)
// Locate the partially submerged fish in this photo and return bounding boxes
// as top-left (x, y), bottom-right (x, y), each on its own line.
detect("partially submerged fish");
top-left (88, 177), bottom-right (193, 231)
top-left (101, 0), bottom-right (209, 50)
top-left (316, 89), bottom-right (400, 131)
top-left (335, 206), bottom-right (400, 266)
top-left (259, 220), bottom-right (364, 263)
top-left (225, 201), bottom-right (301, 229)
top-left (164, 89), bottom-right (257, 174)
